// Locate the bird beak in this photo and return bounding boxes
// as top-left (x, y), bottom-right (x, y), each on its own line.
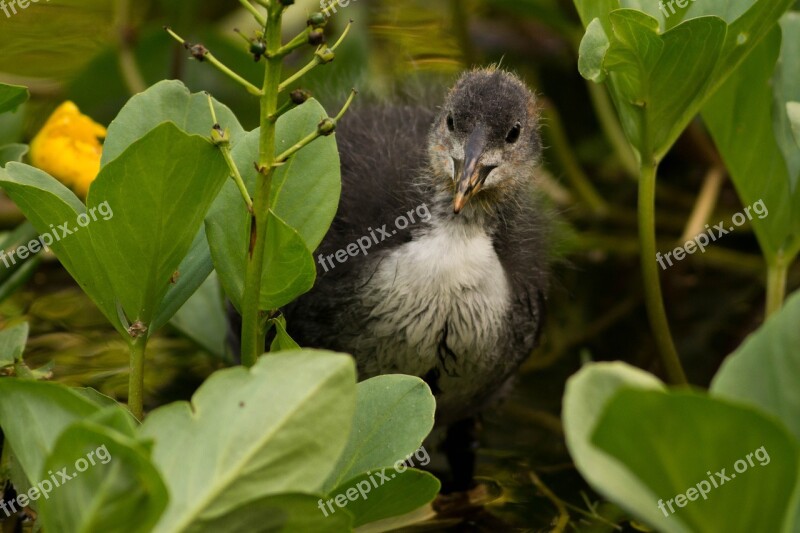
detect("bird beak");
top-left (454, 126), bottom-right (488, 214)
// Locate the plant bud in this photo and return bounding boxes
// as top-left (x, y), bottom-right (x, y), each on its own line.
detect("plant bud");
top-left (315, 47), bottom-right (335, 63)
top-left (317, 118), bottom-right (336, 136)
top-left (307, 12), bottom-right (327, 28)
top-left (290, 89), bottom-right (311, 105)
top-left (308, 28), bottom-right (326, 46)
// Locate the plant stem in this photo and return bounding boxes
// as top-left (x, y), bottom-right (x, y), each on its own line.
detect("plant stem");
top-left (766, 253), bottom-right (788, 317)
top-left (679, 166), bottom-right (724, 243)
top-left (639, 159), bottom-right (688, 385)
top-left (238, 0), bottom-right (266, 27)
top-left (586, 81), bottom-right (639, 179)
top-left (128, 336), bottom-right (147, 419)
top-left (115, 0), bottom-right (147, 95)
top-left (541, 100), bottom-right (608, 216)
top-left (274, 89), bottom-right (357, 163)
top-left (165, 27), bottom-right (263, 96)
top-left (240, 4), bottom-right (284, 367)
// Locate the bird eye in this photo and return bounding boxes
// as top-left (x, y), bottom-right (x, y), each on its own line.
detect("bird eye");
top-left (446, 114), bottom-right (455, 132)
top-left (506, 122), bottom-right (522, 144)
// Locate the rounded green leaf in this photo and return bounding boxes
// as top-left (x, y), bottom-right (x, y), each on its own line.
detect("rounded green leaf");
top-left (185, 493), bottom-right (353, 533)
top-left (327, 469), bottom-right (440, 528)
top-left (711, 289), bottom-right (800, 441)
top-left (0, 379), bottom-right (100, 486)
top-left (38, 422), bottom-right (167, 533)
top-left (140, 351), bottom-right (357, 533)
top-left (563, 362), bottom-right (669, 529)
top-left (324, 375), bottom-right (436, 490)
top-left (592, 389), bottom-right (800, 533)
top-left (102, 80), bottom-right (245, 165)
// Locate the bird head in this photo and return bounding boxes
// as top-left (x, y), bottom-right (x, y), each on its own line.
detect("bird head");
top-left (429, 69), bottom-right (541, 214)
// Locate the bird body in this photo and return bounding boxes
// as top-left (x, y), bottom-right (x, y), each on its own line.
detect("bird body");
top-left (283, 69), bottom-right (550, 425)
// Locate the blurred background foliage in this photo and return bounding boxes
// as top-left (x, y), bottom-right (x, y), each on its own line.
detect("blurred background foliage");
top-left (1, 0), bottom-right (799, 530)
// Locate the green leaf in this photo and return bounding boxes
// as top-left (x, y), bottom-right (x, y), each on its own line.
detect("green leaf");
top-left (0, 379), bottom-right (100, 486)
top-left (592, 389), bottom-right (800, 533)
top-left (184, 493), bottom-right (353, 533)
top-left (0, 163), bottom-right (121, 331)
top-left (0, 322), bottom-right (28, 367)
top-left (87, 122), bottom-right (228, 330)
top-left (170, 271), bottom-right (227, 358)
top-left (0, 83), bottom-right (28, 115)
top-left (207, 99), bottom-right (340, 311)
top-left (562, 362), bottom-right (667, 528)
top-left (230, 100), bottom-right (341, 251)
top-left (152, 226), bottom-right (215, 333)
top-left (711, 289), bottom-right (800, 441)
top-left (38, 422), bottom-right (167, 533)
top-left (574, 0), bottom-right (794, 159)
top-left (140, 351), bottom-right (356, 533)
top-left (0, 143), bottom-right (28, 166)
top-left (578, 19), bottom-right (610, 82)
top-left (328, 469), bottom-right (440, 528)
top-left (207, 203), bottom-right (316, 312)
top-left (269, 314), bottom-right (301, 352)
top-left (703, 24), bottom-right (800, 261)
top-left (101, 80), bottom-right (245, 165)
top-left (325, 375), bottom-right (436, 491)
top-left (206, 99), bottom-right (341, 309)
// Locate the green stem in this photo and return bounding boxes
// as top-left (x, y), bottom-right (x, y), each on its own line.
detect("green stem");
top-left (240, 5), bottom-right (285, 367)
top-left (128, 336), bottom-right (147, 420)
top-left (238, 0), bottom-right (266, 27)
top-left (116, 0), bottom-right (147, 95)
top-left (586, 81), bottom-right (639, 179)
top-left (165, 27), bottom-right (263, 96)
top-left (639, 159), bottom-right (688, 385)
top-left (541, 102), bottom-right (608, 216)
top-left (274, 89), bottom-right (356, 163)
top-left (766, 253), bottom-right (788, 317)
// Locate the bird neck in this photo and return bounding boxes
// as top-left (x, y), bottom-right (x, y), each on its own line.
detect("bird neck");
top-left (420, 177), bottom-right (512, 234)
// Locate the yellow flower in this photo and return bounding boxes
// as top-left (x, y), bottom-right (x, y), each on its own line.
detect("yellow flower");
top-left (29, 101), bottom-right (106, 198)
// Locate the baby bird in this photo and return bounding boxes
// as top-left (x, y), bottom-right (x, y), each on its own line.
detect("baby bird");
top-left (285, 68), bottom-right (550, 426)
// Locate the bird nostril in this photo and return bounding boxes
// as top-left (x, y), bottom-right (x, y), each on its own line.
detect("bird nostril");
top-left (451, 157), bottom-right (464, 182)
